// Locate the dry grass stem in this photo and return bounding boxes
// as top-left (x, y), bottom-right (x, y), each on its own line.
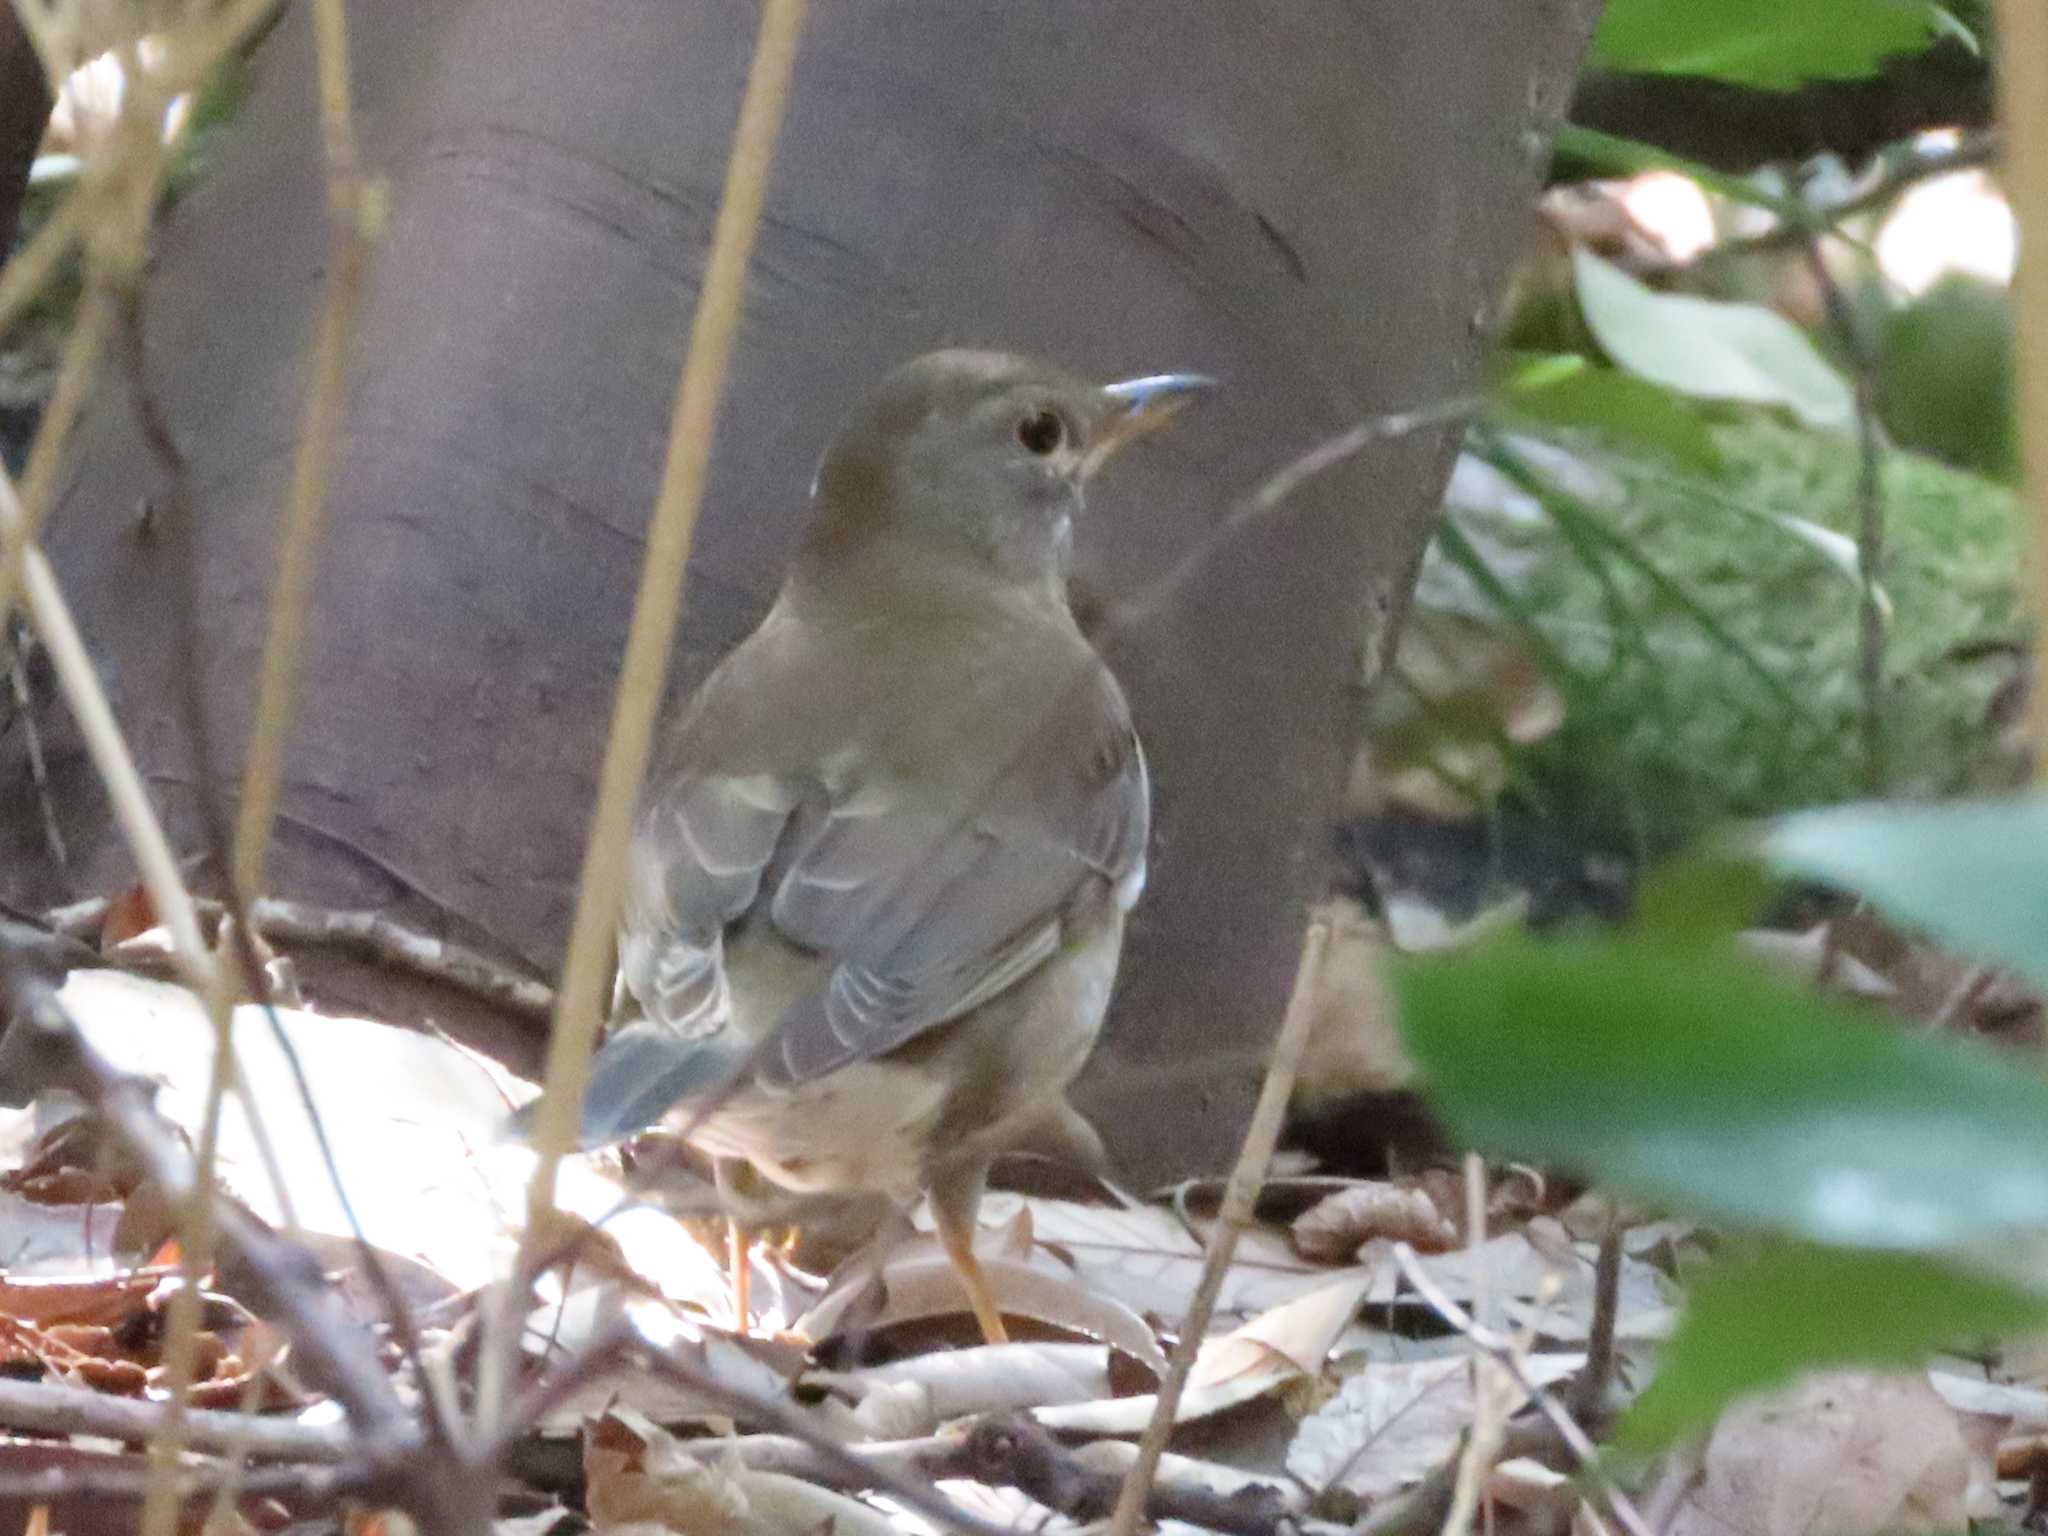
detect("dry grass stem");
top-left (1388, 1243), bottom-right (1653, 1536)
top-left (0, 472), bottom-right (212, 969)
top-left (0, 184), bottom-right (81, 343)
top-left (1994, 0), bottom-right (2048, 767)
top-left (496, 0), bottom-right (809, 1434)
top-left (231, 0), bottom-right (375, 898)
top-left (1441, 1156), bottom-right (1505, 1536)
top-left (0, 283), bottom-right (111, 630)
top-left (1104, 915), bottom-right (1331, 1536)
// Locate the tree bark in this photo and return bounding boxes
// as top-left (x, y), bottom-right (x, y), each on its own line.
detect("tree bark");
top-left (15, 2), bottom-right (1597, 1183)
top-left (0, 5), bottom-right (50, 263)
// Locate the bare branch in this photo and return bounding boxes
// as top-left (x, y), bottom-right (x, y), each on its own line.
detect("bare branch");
top-left (0, 1379), bottom-right (352, 1465)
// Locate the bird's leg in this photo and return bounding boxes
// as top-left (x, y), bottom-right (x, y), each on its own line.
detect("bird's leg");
top-left (713, 1157), bottom-right (759, 1330)
top-left (927, 1159), bottom-right (1008, 1345)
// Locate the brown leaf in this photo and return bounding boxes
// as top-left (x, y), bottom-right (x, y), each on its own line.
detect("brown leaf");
top-left (0, 1272), bottom-right (163, 1328)
top-left (798, 1222), bottom-right (1168, 1379)
top-left (1037, 1270), bottom-right (1374, 1434)
top-left (1667, 1371), bottom-right (1988, 1536)
top-left (1292, 1181), bottom-right (1459, 1263)
top-left (97, 883), bottom-right (159, 952)
top-left (70, 1355), bottom-right (149, 1395)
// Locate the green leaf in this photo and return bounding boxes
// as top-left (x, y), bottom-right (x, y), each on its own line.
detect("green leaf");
top-left (1620, 1243), bottom-right (2048, 1449)
top-left (1633, 847), bottom-right (1773, 941)
top-left (1494, 353), bottom-right (1722, 472)
top-left (1591, 0), bottom-right (1951, 89)
top-left (1573, 250), bottom-right (1854, 429)
top-left (1393, 933), bottom-right (2048, 1247)
top-left (1764, 796), bottom-right (2048, 993)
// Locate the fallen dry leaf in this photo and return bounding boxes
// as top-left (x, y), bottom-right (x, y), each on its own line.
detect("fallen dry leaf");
top-left (1292, 1181), bottom-right (1460, 1262)
top-left (1365, 1219), bottom-right (1674, 1344)
top-left (1035, 1269), bottom-right (1374, 1434)
top-left (799, 1209), bottom-right (1167, 1375)
top-left (0, 1186), bottom-right (128, 1274)
top-left (957, 1193), bottom-right (1365, 1333)
top-left (1288, 1351), bottom-right (1580, 1500)
top-left (585, 1408), bottom-right (896, 1536)
top-left (812, 1341), bottom-right (1111, 1436)
top-left (0, 1270), bottom-right (163, 1328)
top-left (1665, 1371), bottom-right (1989, 1536)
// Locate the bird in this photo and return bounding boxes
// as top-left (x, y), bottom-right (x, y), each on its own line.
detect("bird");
top-left (566, 349), bottom-right (1210, 1343)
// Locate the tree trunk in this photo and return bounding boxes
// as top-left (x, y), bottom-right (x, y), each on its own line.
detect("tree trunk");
top-left (15, 2), bottom-right (1597, 1184)
top-left (0, 5), bottom-right (49, 263)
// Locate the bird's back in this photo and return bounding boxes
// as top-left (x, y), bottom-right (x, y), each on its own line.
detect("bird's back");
top-left (615, 570), bottom-right (1144, 1080)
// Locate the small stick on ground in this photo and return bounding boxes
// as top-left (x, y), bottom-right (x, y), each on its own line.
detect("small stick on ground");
top-left (1571, 1218), bottom-right (1624, 1426)
top-left (1383, 1242), bottom-right (1652, 1536)
top-left (1103, 915), bottom-right (1331, 1536)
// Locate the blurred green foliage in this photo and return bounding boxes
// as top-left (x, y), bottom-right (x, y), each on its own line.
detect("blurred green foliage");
top-left (1591, 0), bottom-right (1971, 88)
top-left (1881, 274), bottom-right (2018, 479)
top-left (1403, 418), bottom-right (2021, 836)
top-left (1398, 796), bottom-right (2048, 1445)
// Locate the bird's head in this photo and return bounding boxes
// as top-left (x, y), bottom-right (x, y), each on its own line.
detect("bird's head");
top-left (802, 349), bottom-right (1211, 592)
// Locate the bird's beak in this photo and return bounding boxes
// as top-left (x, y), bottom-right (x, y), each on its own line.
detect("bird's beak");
top-left (1083, 372), bottom-right (1215, 477)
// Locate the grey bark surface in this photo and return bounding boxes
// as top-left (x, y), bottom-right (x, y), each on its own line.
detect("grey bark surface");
top-left (13, 2), bottom-right (1596, 1183)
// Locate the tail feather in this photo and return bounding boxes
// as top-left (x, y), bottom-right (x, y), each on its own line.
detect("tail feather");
top-left (504, 1021), bottom-right (746, 1148)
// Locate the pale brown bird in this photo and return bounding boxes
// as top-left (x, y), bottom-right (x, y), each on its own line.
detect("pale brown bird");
top-left (572, 349), bottom-right (1209, 1341)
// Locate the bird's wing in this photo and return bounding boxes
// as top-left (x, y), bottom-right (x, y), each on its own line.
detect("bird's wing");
top-left (587, 759), bottom-right (802, 1143)
top-left (618, 769), bottom-right (798, 1037)
top-left (762, 664), bottom-right (1148, 1086)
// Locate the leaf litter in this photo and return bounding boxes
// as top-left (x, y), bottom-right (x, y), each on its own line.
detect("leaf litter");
top-left (0, 957), bottom-right (2027, 1536)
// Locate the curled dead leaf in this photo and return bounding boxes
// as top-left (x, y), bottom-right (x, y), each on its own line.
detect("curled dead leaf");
top-left (1292, 1182), bottom-right (1459, 1263)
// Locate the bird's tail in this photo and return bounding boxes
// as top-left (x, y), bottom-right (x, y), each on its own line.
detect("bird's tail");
top-left (502, 1020), bottom-right (749, 1148)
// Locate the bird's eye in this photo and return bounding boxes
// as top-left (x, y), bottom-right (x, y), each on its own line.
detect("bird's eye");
top-left (1017, 409), bottom-right (1065, 456)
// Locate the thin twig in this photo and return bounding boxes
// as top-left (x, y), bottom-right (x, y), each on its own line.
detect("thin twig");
top-left (0, 283), bottom-right (113, 640)
top-left (0, 180), bottom-right (82, 343)
top-left (231, 0), bottom-right (375, 900)
top-left (1104, 916), bottom-right (1331, 1536)
top-left (1687, 130), bottom-right (2003, 267)
top-left (1442, 1155), bottom-right (1504, 1536)
top-left (247, 898), bottom-right (554, 1016)
top-left (41, 893), bottom-right (555, 1017)
top-left (0, 1378), bottom-right (352, 1465)
top-left (1388, 1244), bottom-right (1652, 1536)
top-left (0, 950), bottom-right (495, 1536)
top-left (0, 1455), bottom-right (378, 1510)
top-left (950, 1416), bottom-right (1343, 1536)
top-left (501, 0), bottom-right (809, 1433)
top-left (0, 470), bottom-right (216, 978)
top-left (118, 274), bottom-right (455, 1475)
top-left (1358, 1416), bottom-right (1568, 1536)
top-left (114, 264), bottom-right (300, 1536)
top-left (7, 627), bottom-right (68, 874)
top-left (1803, 242), bottom-right (1888, 793)
top-left (1993, 0), bottom-right (2048, 773)
top-left (1571, 1220), bottom-right (1623, 1426)
top-left (1108, 395), bottom-right (1482, 635)
top-left (494, 1319), bottom-right (1009, 1536)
